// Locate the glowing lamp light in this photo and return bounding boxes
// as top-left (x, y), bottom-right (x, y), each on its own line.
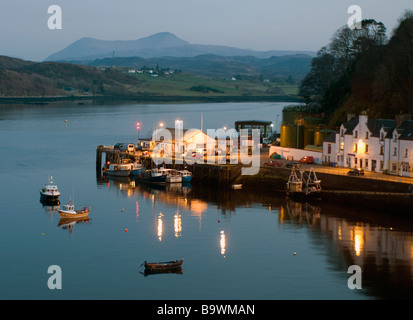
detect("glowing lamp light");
top-left (357, 139), bottom-right (365, 154)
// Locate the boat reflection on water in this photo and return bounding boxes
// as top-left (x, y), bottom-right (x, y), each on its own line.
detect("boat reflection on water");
top-left (97, 174), bottom-right (413, 299)
top-left (57, 217), bottom-right (91, 233)
top-left (140, 267), bottom-right (183, 277)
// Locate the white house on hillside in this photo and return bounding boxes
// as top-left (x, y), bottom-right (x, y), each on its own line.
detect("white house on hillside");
top-left (323, 111), bottom-right (413, 177)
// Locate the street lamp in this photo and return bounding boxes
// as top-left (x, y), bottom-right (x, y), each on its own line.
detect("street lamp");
top-left (136, 121), bottom-right (141, 141)
top-left (155, 122), bottom-right (164, 142)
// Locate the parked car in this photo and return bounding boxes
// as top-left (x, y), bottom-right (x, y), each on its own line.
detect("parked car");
top-left (347, 168), bottom-right (364, 176)
top-left (300, 156), bottom-right (314, 164)
top-left (285, 161), bottom-right (301, 169)
top-left (264, 160), bottom-right (282, 167)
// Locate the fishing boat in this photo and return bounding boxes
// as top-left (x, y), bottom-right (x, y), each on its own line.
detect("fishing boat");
top-left (165, 169), bottom-right (182, 183)
top-left (141, 167), bottom-right (182, 183)
top-left (58, 200), bottom-right (90, 219)
top-left (40, 176), bottom-right (61, 203)
top-left (143, 259), bottom-right (183, 271)
top-left (286, 167), bottom-right (321, 200)
top-left (147, 167), bottom-right (168, 183)
top-left (130, 162), bottom-right (145, 176)
top-left (105, 163), bottom-right (131, 177)
top-left (178, 170), bottom-right (192, 183)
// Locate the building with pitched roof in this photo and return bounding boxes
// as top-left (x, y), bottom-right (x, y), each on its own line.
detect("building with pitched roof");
top-left (322, 112), bottom-right (413, 176)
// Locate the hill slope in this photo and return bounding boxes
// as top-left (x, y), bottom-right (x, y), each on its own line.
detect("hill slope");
top-left (0, 56), bottom-right (141, 97)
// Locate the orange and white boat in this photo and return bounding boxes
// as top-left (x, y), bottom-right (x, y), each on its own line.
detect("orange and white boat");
top-left (58, 200), bottom-right (90, 219)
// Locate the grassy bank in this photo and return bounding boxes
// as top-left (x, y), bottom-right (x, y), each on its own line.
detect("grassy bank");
top-left (127, 72), bottom-right (299, 97)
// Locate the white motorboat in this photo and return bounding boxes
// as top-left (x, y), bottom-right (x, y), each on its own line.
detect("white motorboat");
top-left (40, 176), bottom-right (61, 203)
top-left (164, 169), bottom-right (182, 183)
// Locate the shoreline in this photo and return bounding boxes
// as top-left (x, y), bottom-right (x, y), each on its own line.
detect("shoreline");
top-left (0, 94), bottom-right (303, 104)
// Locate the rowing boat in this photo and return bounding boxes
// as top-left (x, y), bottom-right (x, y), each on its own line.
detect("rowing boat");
top-left (143, 259), bottom-right (183, 270)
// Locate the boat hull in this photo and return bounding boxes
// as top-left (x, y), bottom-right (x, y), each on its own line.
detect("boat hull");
top-left (144, 259), bottom-right (183, 270)
top-left (166, 176), bottom-right (182, 183)
top-left (40, 192), bottom-right (60, 202)
top-left (58, 209), bottom-right (89, 219)
top-left (105, 170), bottom-right (131, 177)
top-left (181, 176), bottom-right (192, 183)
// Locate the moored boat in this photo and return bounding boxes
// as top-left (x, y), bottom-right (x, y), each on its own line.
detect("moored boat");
top-left (105, 163), bottom-right (131, 177)
top-left (286, 167), bottom-right (321, 200)
top-left (143, 259), bottom-right (183, 270)
top-left (178, 170), bottom-right (192, 182)
top-left (130, 162), bottom-right (145, 176)
top-left (164, 169), bottom-right (182, 183)
top-left (141, 167), bottom-right (182, 183)
top-left (40, 176), bottom-right (61, 203)
top-left (58, 200), bottom-right (90, 219)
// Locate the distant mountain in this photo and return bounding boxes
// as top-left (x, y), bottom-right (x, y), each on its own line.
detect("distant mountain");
top-left (45, 32), bottom-right (316, 62)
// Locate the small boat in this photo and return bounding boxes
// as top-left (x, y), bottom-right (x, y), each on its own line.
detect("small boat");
top-left (286, 167), bottom-right (321, 200)
top-left (141, 168), bottom-right (182, 183)
top-left (58, 200), bottom-right (90, 219)
top-left (165, 169), bottom-right (182, 183)
top-left (130, 162), bottom-right (145, 176)
top-left (143, 259), bottom-right (183, 271)
top-left (147, 167), bottom-right (168, 183)
top-left (40, 176), bottom-right (61, 203)
top-left (105, 163), bottom-right (131, 177)
top-left (178, 170), bottom-right (192, 182)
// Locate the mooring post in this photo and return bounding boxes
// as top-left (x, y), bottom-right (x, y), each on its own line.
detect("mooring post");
top-left (96, 145), bottom-right (103, 177)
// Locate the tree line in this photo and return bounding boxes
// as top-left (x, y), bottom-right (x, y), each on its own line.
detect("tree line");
top-left (300, 11), bottom-right (413, 125)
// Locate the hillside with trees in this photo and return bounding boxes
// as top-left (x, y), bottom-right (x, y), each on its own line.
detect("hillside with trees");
top-left (299, 11), bottom-right (413, 125)
top-left (0, 56), bottom-right (142, 97)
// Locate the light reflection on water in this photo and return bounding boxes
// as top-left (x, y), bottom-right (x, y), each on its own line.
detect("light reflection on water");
top-left (97, 174), bottom-right (413, 300)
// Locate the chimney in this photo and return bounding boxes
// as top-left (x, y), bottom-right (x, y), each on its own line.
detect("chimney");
top-left (359, 111), bottom-right (368, 126)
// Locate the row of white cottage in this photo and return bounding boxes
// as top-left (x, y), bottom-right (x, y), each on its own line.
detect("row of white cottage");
top-left (323, 112), bottom-right (413, 177)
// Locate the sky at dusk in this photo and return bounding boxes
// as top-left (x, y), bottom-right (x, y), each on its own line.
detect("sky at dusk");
top-left (1, 0), bottom-right (412, 61)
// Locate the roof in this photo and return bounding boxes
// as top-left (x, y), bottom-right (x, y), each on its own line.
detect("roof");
top-left (367, 119), bottom-right (395, 137)
top-left (396, 120), bottom-right (413, 141)
top-left (156, 128), bottom-right (215, 142)
top-left (324, 132), bottom-right (336, 143)
top-left (235, 120), bottom-right (272, 125)
top-left (342, 114), bottom-right (413, 140)
top-left (343, 117), bottom-right (359, 135)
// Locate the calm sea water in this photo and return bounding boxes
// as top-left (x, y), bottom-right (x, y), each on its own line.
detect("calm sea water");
top-left (0, 101), bottom-right (412, 300)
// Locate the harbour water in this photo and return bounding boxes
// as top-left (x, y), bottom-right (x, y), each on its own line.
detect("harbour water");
top-left (0, 101), bottom-right (412, 300)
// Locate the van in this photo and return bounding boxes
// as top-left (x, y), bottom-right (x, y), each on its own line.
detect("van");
top-left (118, 143), bottom-right (135, 153)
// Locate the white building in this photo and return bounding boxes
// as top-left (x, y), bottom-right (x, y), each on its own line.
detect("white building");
top-left (323, 112), bottom-right (413, 176)
top-left (154, 127), bottom-right (216, 157)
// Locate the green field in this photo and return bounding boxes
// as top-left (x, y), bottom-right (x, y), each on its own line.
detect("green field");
top-left (127, 73), bottom-right (299, 97)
